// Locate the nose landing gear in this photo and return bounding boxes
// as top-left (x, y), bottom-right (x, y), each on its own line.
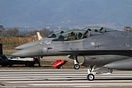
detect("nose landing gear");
top-left (69, 55), bottom-right (84, 70)
top-left (74, 64), bottom-right (80, 70)
top-left (73, 59), bottom-right (80, 70)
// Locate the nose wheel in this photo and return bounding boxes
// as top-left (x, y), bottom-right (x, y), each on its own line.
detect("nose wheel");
top-left (73, 58), bottom-right (80, 70)
top-left (74, 64), bottom-right (80, 70)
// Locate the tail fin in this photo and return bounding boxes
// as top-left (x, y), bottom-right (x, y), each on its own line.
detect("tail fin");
top-left (36, 32), bottom-right (42, 40)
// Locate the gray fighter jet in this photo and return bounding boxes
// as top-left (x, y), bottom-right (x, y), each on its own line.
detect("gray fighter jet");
top-left (15, 30), bottom-right (63, 50)
top-left (16, 29), bottom-right (87, 50)
top-left (12, 27), bottom-right (132, 81)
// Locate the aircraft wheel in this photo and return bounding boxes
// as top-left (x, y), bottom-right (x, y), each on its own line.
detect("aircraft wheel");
top-left (74, 64), bottom-right (80, 70)
top-left (87, 74), bottom-right (95, 81)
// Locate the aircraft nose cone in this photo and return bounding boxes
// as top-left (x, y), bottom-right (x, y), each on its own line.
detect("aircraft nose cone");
top-left (12, 44), bottom-right (44, 57)
top-left (15, 40), bottom-right (41, 50)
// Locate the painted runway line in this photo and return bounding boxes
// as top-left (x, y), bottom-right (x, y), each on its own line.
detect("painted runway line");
top-left (0, 69), bottom-right (132, 88)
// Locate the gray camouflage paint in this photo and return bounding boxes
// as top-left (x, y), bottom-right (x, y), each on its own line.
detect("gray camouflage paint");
top-left (12, 28), bottom-right (132, 70)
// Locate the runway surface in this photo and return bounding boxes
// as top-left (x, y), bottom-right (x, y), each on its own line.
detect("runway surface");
top-left (0, 69), bottom-right (132, 88)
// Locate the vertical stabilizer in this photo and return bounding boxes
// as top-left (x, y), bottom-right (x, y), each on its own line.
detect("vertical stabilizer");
top-left (36, 32), bottom-right (42, 40)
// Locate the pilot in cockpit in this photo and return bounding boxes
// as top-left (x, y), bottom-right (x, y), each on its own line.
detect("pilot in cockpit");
top-left (67, 32), bottom-right (77, 40)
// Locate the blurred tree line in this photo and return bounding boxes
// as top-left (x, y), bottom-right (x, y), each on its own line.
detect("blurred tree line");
top-left (0, 25), bottom-right (53, 37)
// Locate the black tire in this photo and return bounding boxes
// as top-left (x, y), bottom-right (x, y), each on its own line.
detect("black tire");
top-left (74, 64), bottom-right (80, 70)
top-left (87, 74), bottom-right (95, 81)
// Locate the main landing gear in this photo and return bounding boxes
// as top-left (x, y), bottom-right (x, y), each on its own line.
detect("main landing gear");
top-left (87, 74), bottom-right (95, 81)
top-left (87, 66), bottom-right (95, 81)
top-left (70, 55), bottom-right (95, 81)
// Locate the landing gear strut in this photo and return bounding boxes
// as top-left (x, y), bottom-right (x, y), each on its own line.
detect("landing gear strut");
top-left (69, 55), bottom-right (84, 70)
top-left (73, 58), bottom-right (80, 70)
top-left (87, 66), bottom-right (95, 81)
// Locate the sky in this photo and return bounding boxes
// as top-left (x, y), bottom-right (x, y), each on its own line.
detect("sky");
top-left (0, 0), bottom-right (132, 30)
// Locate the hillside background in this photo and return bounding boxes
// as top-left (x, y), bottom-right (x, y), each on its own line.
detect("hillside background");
top-left (0, 0), bottom-right (132, 29)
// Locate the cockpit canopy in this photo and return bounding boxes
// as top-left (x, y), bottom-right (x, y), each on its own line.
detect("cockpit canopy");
top-left (47, 27), bottom-right (111, 41)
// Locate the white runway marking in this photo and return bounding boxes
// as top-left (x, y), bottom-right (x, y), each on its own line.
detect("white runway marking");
top-left (29, 83), bottom-right (132, 86)
top-left (0, 69), bottom-right (132, 88)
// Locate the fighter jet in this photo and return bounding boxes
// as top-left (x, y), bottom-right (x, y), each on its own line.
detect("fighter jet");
top-left (15, 29), bottom-right (88, 50)
top-left (12, 27), bottom-right (132, 81)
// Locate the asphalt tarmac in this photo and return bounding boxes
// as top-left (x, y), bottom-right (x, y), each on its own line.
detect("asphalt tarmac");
top-left (0, 69), bottom-right (132, 88)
